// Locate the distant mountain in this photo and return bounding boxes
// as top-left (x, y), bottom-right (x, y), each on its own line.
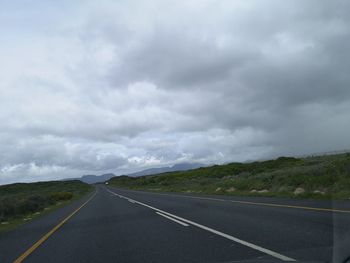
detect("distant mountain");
top-left (63, 163), bottom-right (203, 184)
top-left (127, 163), bottom-right (204, 177)
top-left (64, 173), bottom-right (116, 184)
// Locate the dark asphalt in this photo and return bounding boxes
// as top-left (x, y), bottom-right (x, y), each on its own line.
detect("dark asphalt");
top-left (1, 185), bottom-right (350, 263)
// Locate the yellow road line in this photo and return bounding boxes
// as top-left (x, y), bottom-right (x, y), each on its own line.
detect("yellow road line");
top-left (180, 194), bottom-right (350, 213)
top-left (13, 191), bottom-right (97, 263)
top-left (118, 188), bottom-right (350, 214)
top-left (229, 200), bottom-right (350, 213)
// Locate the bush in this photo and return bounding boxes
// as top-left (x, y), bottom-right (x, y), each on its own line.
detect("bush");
top-left (16, 195), bottom-right (47, 215)
top-left (49, 192), bottom-right (73, 202)
top-left (0, 195), bottom-right (48, 222)
top-left (0, 199), bottom-right (16, 222)
top-left (0, 181), bottom-right (92, 223)
top-left (108, 153), bottom-right (350, 199)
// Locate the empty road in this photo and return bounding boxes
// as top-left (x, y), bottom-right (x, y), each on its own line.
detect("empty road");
top-left (1, 185), bottom-right (350, 262)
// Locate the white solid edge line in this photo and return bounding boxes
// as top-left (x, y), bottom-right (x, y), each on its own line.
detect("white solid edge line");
top-left (156, 212), bottom-right (189, 226)
top-left (106, 188), bottom-right (295, 262)
top-left (120, 189), bottom-right (350, 214)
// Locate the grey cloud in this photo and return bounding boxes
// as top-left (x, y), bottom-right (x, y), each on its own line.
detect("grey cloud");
top-left (1, 0), bottom-right (350, 184)
top-left (96, 0), bottom-right (350, 134)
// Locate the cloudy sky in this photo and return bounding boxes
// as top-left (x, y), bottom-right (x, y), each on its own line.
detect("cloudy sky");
top-left (1, 0), bottom-right (349, 184)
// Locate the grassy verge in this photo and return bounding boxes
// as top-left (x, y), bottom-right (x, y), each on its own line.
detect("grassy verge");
top-left (108, 153), bottom-right (350, 200)
top-left (0, 180), bottom-right (93, 233)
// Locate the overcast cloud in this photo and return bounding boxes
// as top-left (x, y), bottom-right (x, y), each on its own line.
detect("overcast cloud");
top-left (1, 0), bottom-right (350, 184)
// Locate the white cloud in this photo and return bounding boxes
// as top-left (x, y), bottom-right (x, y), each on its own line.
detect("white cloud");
top-left (0, 0), bottom-right (349, 184)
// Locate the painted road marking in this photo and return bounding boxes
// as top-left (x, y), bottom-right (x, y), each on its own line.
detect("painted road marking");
top-left (106, 188), bottom-right (295, 261)
top-left (14, 191), bottom-right (97, 263)
top-left (121, 189), bottom-right (350, 214)
top-left (156, 212), bottom-right (189, 226)
top-left (228, 200), bottom-right (350, 214)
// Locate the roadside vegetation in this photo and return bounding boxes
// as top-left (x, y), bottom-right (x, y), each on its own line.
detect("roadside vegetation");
top-left (0, 180), bottom-right (93, 232)
top-left (109, 153), bottom-right (350, 200)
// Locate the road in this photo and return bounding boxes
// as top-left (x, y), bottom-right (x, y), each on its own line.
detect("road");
top-left (1, 185), bottom-right (350, 263)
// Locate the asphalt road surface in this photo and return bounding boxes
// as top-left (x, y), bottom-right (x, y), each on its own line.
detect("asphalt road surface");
top-left (1, 185), bottom-right (350, 263)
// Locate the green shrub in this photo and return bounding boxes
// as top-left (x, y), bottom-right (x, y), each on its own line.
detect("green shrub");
top-left (108, 153), bottom-right (350, 199)
top-left (49, 192), bottom-right (73, 202)
top-left (0, 180), bottom-right (92, 222)
top-left (16, 195), bottom-right (47, 214)
top-left (0, 199), bottom-right (16, 221)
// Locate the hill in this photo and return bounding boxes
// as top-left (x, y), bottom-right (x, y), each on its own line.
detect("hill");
top-left (108, 153), bottom-right (350, 199)
top-left (127, 163), bottom-right (203, 177)
top-left (65, 163), bottom-right (203, 184)
top-left (76, 173), bottom-right (116, 184)
top-left (0, 180), bottom-right (93, 231)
